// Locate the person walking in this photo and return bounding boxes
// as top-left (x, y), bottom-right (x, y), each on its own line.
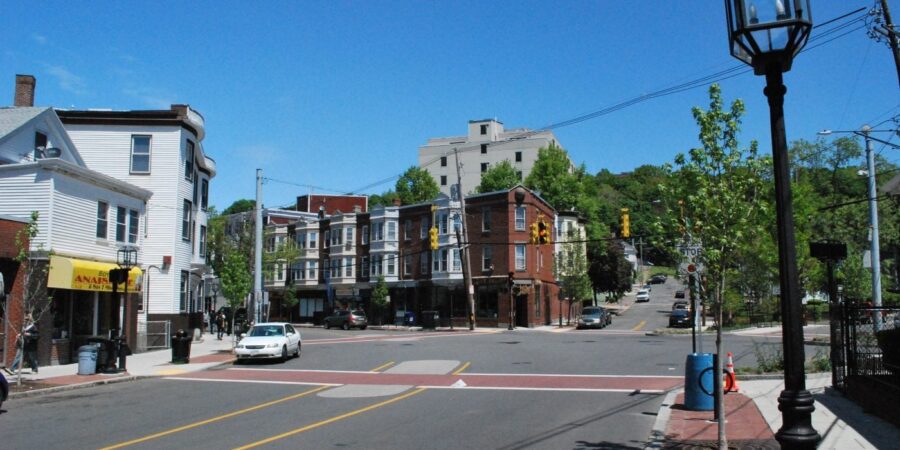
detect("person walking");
top-left (216, 311), bottom-right (225, 340)
top-left (22, 316), bottom-right (39, 373)
top-left (203, 309), bottom-right (210, 335)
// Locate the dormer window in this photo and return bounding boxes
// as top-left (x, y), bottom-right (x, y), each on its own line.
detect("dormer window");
top-left (34, 132), bottom-right (48, 159)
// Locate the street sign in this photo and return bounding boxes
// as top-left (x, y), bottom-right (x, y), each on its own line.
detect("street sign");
top-left (679, 262), bottom-right (704, 275)
top-left (677, 245), bottom-right (703, 259)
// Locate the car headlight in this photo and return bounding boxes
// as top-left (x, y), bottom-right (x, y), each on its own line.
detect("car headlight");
top-left (267, 343), bottom-right (280, 348)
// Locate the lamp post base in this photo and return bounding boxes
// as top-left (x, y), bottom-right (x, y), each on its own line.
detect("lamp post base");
top-left (775, 389), bottom-right (820, 449)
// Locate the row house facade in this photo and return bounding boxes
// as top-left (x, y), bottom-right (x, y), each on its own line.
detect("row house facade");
top-left (0, 92), bottom-right (151, 367)
top-left (263, 187), bottom-right (563, 328)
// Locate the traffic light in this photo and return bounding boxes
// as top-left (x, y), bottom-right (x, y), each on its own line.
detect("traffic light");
top-left (620, 208), bottom-right (630, 238)
top-left (537, 220), bottom-right (551, 245)
top-left (429, 226), bottom-right (439, 250)
top-left (529, 222), bottom-right (539, 245)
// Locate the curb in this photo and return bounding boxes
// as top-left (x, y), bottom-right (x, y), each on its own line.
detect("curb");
top-left (644, 389), bottom-right (680, 450)
top-left (8, 374), bottom-right (149, 399)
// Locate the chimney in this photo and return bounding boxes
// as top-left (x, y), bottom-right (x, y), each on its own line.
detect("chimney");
top-left (14, 74), bottom-right (36, 107)
top-left (392, 198), bottom-right (402, 207)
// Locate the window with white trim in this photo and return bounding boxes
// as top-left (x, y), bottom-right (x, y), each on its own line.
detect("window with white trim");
top-left (482, 245), bottom-right (492, 271)
top-left (515, 244), bottom-right (526, 270)
top-left (182, 200), bottom-right (192, 241)
top-left (199, 225), bottom-right (207, 257)
top-left (96, 201), bottom-right (108, 239)
top-left (128, 209), bottom-right (139, 244)
top-left (307, 261), bottom-right (317, 280)
top-left (387, 221), bottom-right (396, 241)
top-left (404, 220), bottom-right (412, 241)
top-left (515, 206), bottom-right (526, 230)
top-left (346, 227), bottom-right (353, 244)
top-left (130, 135), bottom-right (151, 174)
top-left (115, 207), bottom-right (126, 242)
top-left (452, 248), bottom-right (461, 272)
top-left (386, 254), bottom-right (395, 275)
top-left (184, 141), bottom-right (194, 181)
top-left (481, 207), bottom-right (491, 231)
top-left (345, 257), bottom-right (354, 278)
top-left (404, 255), bottom-right (412, 275)
top-left (308, 231), bottom-right (317, 249)
top-left (362, 226), bottom-right (369, 244)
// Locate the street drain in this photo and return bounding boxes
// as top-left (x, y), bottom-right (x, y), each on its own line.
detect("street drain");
top-left (499, 341), bottom-right (521, 345)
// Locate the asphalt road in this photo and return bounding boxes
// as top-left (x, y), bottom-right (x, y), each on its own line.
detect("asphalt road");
top-left (0, 278), bottom-right (823, 449)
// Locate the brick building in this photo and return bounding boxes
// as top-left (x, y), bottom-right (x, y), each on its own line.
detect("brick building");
top-left (1, 215), bottom-right (28, 368)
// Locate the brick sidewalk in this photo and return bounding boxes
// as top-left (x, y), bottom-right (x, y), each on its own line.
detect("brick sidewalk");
top-left (663, 392), bottom-right (778, 449)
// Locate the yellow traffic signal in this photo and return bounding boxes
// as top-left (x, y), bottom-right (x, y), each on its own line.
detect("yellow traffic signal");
top-left (537, 220), bottom-right (551, 245)
top-left (620, 208), bottom-right (630, 238)
top-left (530, 222), bottom-right (539, 244)
top-left (429, 226), bottom-right (439, 250)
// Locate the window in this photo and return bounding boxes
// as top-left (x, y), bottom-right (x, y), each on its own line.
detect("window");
top-left (331, 228), bottom-right (342, 246)
top-left (452, 248), bottom-right (461, 272)
top-left (96, 201), bottom-right (108, 239)
top-left (309, 231), bottom-right (317, 249)
top-left (35, 131), bottom-right (48, 151)
top-left (453, 214), bottom-right (461, 233)
top-left (420, 219), bottom-right (429, 239)
top-left (131, 135), bottom-right (151, 174)
top-left (481, 163), bottom-right (489, 172)
top-left (199, 225), bottom-right (207, 257)
top-left (387, 221), bottom-right (396, 241)
top-left (373, 222), bottom-right (384, 241)
top-left (362, 226), bottom-right (369, 245)
top-left (128, 209), bottom-right (139, 244)
top-left (482, 208), bottom-right (491, 231)
top-left (361, 257), bottom-right (369, 278)
top-left (115, 207), bottom-right (126, 242)
top-left (386, 254), bottom-right (395, 275)
top-left (515, 244), bottom-right (526, 270)
top-left (515, 206), bottom-right (526, 230)
top-left (371, 255), bottom-right (383, 276)
top-left (292, 262), bottom-right (305, 280)
top-left (324, 230), bottom-right (330, 247)
top-left (516, 171), bottom-right (523, 181)
top-left (483, 246), bottom-right (492, 271)
top-left (308, 261), bottom-right (317, 280)
top-left (404, 255), bottom-right (412, 275)
top-left (433, 249), bottom-right (448, 272)
top-left (404, 220), bottom-right (412, 241)
top-left (438, 213), bottom-right (448, 235)
top-left (440, 156), bottom-right (447, 167)
top-left (184, 141), bottom-right (194, 181)
top-left (515, 151), bottom-right (522, 162)
top-left (481, 144), bottom-right (487, 154)
top-left (276, 262), bottom-right (284, 281)
top-left (345, 257), bottom-right (354, 278)
top-left (480, 124), bottom-right (488, 135)
top-left (201, 179), bottom-right (209, 210)
top-left (346, 227), bottom-right (353, 244)
top-left (420, 253), bottom-right (429, 273)
top-left (179, 271), bottom-right (189, 312)
top-left (182, 200), bottom-right (192, 241)
top-left (440, 175), bottom-right (447, 186)
top-left (296, 233), bottom-right (306, 248)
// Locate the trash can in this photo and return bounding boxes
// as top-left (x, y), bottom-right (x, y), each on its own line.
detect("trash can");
top-left (171, 329), bottom-right (193, 364)
top-left (684, 353), bottom-right (714, 411)
top-left (87, 337), bottom-right (116, 373)
top-left (421, 310), bottom-right (439, 329)
top-left (77, 345), bottom-right (98, 375)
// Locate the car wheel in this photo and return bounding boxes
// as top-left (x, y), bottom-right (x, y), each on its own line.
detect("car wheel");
top-left (281, 345), bottom-right (288, 363)
top-left (342, 322), bottom-right (350, 330)
top-left (324, 321), bottom-right (330, 330)
top-left (360, 325), bottom-right (367, 330)
top-left (294, 342), bottom-right (301, 358)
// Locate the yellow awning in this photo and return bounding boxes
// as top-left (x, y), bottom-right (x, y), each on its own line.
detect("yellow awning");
top-left (48, 255), bottom-right (143, 293)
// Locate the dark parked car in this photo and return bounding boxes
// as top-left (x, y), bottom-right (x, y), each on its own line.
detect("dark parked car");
top-left (674, 290), bottom-right (685, 299)
top-left (650, 274), bottom-right (667, 284)
top-left (577, 307), bottom-right (612, 329)
top-left (669, 309), bottom-right (692, 328)
top-left (324, 310), bottom-right (368, 330)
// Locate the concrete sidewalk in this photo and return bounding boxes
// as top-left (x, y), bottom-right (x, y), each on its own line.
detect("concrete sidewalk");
top-left (649, 373), bottom-right (900, 449)
top-left (5, 333), bottom-right (236, 398)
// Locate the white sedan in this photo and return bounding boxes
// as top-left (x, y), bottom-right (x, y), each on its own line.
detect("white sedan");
top-left (234, 322), bottom-right (301, 362)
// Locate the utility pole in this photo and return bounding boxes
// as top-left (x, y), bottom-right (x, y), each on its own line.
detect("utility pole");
top-left (253, 169), bottom-right (264, 324)
top-left (879, 0), bottom-right (900, 88)
top-left (863, 126), bottom-right (883, 329)
top-left (453, 148), bottom-right (476, 330)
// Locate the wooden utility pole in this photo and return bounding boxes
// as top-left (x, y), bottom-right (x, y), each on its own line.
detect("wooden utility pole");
top-left (453, 148), bottom-right (476, 330)
top-left (880, 0), bottom-right (900, 88)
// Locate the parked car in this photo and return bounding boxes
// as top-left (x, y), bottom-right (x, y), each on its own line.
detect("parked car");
top-left (636, 289), bottom-right (650, 302)
top-left (234, 322), bottom-right (301, 362)
top-left (669, 310), bottom-right (692, 328)
top-left (672, 300), bottom-right (689, 311)
top-left (0, 370), bottom-right (8, 410)
top-left (324, 310), bottom-right (368, 330)
top-left (577, 307), bottom-right (612, 329)
top-left (674, 290), bottom-right (685, 299)
top-left (650, 274), bottom-right (667, 284)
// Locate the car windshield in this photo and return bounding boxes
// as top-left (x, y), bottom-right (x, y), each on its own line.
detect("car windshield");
top-left (638, 290), bottom-right (648, 295)
top-left (582, 308), bottom-right (601, 316)
top-left (249, 325), bottom-right (284, 337)
top-left (351, 310), bottom-right (366, 316)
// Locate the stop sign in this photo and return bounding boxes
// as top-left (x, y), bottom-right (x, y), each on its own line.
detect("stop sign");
top-left (686, 263), bottom-right (696, 274)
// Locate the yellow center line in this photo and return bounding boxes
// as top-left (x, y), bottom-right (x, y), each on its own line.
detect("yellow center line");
top-left (98, 385), bottom-right (330, 450)
top-left (452, 361), bottom-right (471, 375)
top-left (369, 361), bottom-right (395, 372)
top-left (632, 320), bottom-right (647, 332)
top-left (233, 388), bottom-right (428, 450)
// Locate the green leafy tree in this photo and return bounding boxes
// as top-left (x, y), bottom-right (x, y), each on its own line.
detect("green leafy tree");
top-left (263, 233), bottom-right (301, 321)
top-left (555, 229), bottom-right (593, 312)
top-left (589, 239), bottom-right (632, 302)
top-left (524, 143), bottom-right (581, 211)
top-left (369, 190), bottom-right (400, 208)
top-left (395, 166), bottom-right (439, 205)
top-left (282, 285), bottom-right (299, 323)
top-left (476, 160), bottom-right (521, 193)
top-left (13, 211), bottom-right (52, 385)
top-left (222, 199), bottom-right (255, 215)
top-left (371, 275), bottom-right (389, 325)
top-left (219, 246), bottom-right (252, 344)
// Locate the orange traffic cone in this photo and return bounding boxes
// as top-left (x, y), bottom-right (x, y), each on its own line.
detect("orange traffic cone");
top-left (725, 351), bottom-right (740, 393)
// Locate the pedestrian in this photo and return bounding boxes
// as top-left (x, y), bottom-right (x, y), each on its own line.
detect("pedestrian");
top-left (203, 309), bottom-right (210, 335)
top-left (208, 308), bottom-right (216, 335)
top-left (5, 332), bottom-right (23, 375)
top-left (20, 315), bottom-right (38, 373)
top-left (216, 312), bottom-right (225, 340)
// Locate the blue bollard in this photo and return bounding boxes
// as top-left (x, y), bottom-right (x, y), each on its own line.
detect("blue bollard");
top-left (684, 352), bottom-right (714, 411)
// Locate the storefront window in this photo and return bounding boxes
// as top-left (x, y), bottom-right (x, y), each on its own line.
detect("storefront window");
top-left (476, 291), bottom-right (498, 319)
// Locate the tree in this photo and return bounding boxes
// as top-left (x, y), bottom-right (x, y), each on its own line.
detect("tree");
top-left (282, 285), bottom-right (299, 323)
top-left (589, 239), bottom-right (632, 302)
top-left (14, 211), bottom-right (52, 385)
top-left (655, 84), bottom-right (768, 445)
top-left (395, 166), bottom-right (439, 205)
top-left (370, 275), bottom-right (389, 325)
top-left (219, 246), bottom-right (252, 344)
top-left (222, 199), bottom-right (255, 216)
top-left (555, 228), bottom-right (593, 322)
top-left (263, 231), bottom-right (301, 321)
top-left (369, 190), bottom-right (400, 208)
top-left (476, 160), bottom-right (521, 193)
top-left (524, 143), bottom-right (581, 211)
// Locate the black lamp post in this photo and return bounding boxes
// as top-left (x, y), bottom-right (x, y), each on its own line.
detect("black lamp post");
top-left (116, 246), bottom-right (138, 372)
top-left (725, 1), bottom-right (819, 448)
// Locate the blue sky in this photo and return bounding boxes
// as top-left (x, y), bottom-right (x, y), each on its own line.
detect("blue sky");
top-left (3, 1), bottom-right (898, 210)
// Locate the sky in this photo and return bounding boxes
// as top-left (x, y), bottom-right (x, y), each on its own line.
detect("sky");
top-left (2, 1), bottom-right (898, 210)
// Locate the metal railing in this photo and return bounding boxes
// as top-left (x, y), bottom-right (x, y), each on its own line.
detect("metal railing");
top-left (145, 320), bottom-right (171, 349)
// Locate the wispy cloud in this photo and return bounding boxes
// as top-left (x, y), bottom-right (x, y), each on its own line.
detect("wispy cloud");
top-left (121, 87), bottom-right (176, 109)
top-left (31, 34), bottom-right (47, 45)
top-left (45, 65), bottom-right (89, 95)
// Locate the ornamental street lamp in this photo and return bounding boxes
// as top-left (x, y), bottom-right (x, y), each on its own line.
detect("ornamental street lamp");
top-left (725, 1), bottom-right (819, 448)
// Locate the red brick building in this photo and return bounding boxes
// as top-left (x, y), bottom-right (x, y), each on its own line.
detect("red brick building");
top-left (1, 215), bottom-right (28, 368)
